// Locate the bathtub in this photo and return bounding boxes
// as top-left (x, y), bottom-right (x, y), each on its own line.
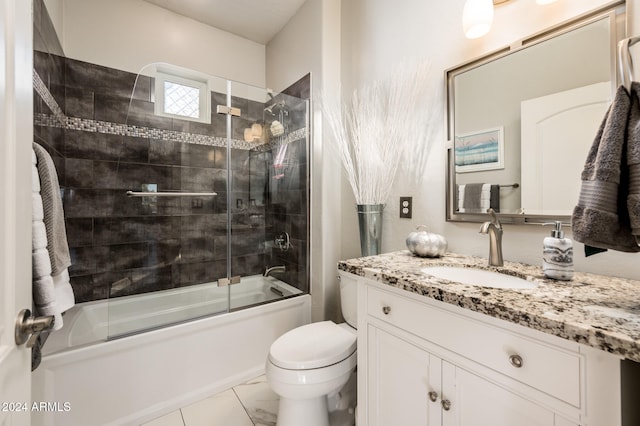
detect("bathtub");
top-left (43, 275), bottom-right (303, 355)
top-left (32, 275), bottom-right (311, 426)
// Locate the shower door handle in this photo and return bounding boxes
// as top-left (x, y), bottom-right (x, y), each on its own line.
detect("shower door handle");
top-left (15, 308), bottom-right (55, 348)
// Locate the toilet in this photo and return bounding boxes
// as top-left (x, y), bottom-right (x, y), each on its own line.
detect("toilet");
top-left (266, 271), bottom-right (357, 426)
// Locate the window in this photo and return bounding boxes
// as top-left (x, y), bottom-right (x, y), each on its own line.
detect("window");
top-left (154, 72), bottom-right (211, 124)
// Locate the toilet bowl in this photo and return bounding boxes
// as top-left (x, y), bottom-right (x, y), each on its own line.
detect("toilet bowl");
top-left (266, 321), bottom-right (357, 426)
top-left (266, 272), bottom-right (358, 426)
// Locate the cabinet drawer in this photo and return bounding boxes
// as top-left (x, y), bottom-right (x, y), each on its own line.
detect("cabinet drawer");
top-left (367, 286), bottom-right (581, 407)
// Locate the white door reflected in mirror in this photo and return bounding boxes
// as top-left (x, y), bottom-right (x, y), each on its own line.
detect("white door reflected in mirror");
top-left (520, 82), bottom-right (611, 216)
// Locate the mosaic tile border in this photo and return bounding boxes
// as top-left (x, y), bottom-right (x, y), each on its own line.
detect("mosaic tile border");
top-left (33, 70), bottom-right (307, 151)
top-left (33, 70), bottom-right (65, 126)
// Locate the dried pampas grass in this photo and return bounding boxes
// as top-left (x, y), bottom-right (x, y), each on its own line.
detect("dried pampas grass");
top-left (322, 61), bottom-right (436, 205)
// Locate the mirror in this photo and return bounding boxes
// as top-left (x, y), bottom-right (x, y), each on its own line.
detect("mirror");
top-left (446, 5), bottom-right (625, 224)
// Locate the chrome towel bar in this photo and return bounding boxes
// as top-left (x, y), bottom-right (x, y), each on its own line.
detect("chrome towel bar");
top-left (126, 191), bottom-right (217, 197)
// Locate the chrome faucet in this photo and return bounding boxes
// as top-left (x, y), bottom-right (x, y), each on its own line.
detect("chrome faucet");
top-left (479, 208), bottom-right (503, 267)
top-left (263, 265), bottom-right (286, 277)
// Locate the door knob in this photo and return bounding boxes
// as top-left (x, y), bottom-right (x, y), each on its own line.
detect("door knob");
top-left (15, 309), bottom-right (55, 348)
top-left (428, 391), bottom-right (439, 402)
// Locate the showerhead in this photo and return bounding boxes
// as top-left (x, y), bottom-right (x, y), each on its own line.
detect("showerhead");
top-left (264, 100), bottom-right (286, 116)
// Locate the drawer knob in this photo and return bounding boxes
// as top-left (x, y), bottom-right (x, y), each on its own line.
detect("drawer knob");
top-left (441, 399), bottom-right (451, 411)
top-left (382, 306), bottom-right (391, 315)
top-left (428, 391), bottom-right (438, 402)
top-left (509, 354), bottom-right (524, 368)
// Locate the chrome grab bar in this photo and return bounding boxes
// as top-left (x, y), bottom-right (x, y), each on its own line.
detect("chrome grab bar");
top-left (126, 191), bottom-right (217, 197)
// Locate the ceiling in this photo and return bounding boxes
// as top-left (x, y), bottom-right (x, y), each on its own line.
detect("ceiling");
top-left (143, 0), bottom-right (308, 44)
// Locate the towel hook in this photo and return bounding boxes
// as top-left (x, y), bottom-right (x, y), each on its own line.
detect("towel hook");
top-left (618, 36), bottom-right (640, 92)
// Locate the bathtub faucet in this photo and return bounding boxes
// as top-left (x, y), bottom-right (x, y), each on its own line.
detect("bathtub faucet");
top-left (264, 265), bottom-right (286, 277)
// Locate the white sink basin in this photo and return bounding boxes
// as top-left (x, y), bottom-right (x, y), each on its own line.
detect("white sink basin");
top-left (420, 266), bottom-right (537, 289)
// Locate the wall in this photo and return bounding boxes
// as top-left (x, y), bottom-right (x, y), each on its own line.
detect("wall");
top-left (43, 0), bottom-right (63, 39)
top-left (340, 0), bottom-right (639, 281)
top-left (34, 0), bottom-right (65, 179)
top-left (59, 0), bottom-right (266, 87)
top-left (267, 0), bottom-right (343, 322)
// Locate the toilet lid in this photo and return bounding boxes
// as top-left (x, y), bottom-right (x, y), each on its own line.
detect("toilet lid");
top-left (269, 321), bottom-right (357, 370)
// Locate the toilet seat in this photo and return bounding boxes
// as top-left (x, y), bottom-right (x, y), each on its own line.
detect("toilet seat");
top-left (269, 321), bottom-right (357, 370)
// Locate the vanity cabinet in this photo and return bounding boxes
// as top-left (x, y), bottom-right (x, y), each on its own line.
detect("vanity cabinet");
top-left (367, 325), bottom-right (566, 426)
top-left (356, 276), bottom-right (622, 426)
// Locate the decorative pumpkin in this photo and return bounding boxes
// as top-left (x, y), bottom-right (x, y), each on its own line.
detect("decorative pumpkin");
top-left (406, 225), bottom-right (448, 258)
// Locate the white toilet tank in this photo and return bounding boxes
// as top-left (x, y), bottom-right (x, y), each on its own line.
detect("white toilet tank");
top-left (339, 271), bottom-right (358, 329)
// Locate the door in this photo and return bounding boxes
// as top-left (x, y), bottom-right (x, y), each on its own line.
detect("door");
top-left (442, 362), bottom-right (555, 426)
top-left (520, 81), bottom-right (611, 215)
top-left (0, 0), bottom-right (34, 425)
top-left (367, 325), bottom-right (441, 426)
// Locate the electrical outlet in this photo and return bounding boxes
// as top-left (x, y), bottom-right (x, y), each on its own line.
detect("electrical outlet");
top-left (400, 196), bottom-right (412, 218)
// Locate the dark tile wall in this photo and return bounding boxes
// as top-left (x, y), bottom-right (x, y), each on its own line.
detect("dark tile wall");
top-left (33, 0), bottom-right (310, 303)
top-left (33, 0), bottom-right (65, 176)
top-left (264, 74), bottom-right (311, 289)
top-left (62, 58), bottom-right (279, 302)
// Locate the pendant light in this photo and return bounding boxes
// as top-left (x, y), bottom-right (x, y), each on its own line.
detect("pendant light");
top-left (462, 0), bottom-right (494, 39)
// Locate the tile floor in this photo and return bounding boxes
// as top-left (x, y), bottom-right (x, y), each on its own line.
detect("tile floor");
top-left (141, 375), bottom-right (279, 426)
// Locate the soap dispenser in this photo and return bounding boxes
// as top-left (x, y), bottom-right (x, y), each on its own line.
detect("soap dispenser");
top-left (542, 221), bottom-right (573, 281)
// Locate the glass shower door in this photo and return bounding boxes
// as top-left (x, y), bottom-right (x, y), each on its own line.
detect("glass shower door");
top-left (227, 80), bottom-right (309, 311)
top-left (105, 63), bottom-right (231, 339)
top-left (100, 63), bottom-right (310, 339)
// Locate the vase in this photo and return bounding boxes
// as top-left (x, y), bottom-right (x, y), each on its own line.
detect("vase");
top-left (356, 204), bottom-right (384, 256)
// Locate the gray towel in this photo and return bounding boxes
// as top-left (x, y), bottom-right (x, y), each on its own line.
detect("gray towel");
top-left (490, 184), bottom-right (500, 213)
top-left (33, 143), bottom-right (71, 273)
top-left (572, 85), bottom-right (640, 253)
top-left (463, 183), bottom-right (483, 210)
top-left (458, 183), bottom-right (500, 213)
top-left (628, 82), bottom-right (640, 244)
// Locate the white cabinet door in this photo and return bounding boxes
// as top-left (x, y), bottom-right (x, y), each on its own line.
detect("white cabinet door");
top-left (367, 325), bottom-right (441, 426)
top-left (442, 361), bottom-right (555, 426)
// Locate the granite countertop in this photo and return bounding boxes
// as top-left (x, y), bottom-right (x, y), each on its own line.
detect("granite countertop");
top-left (338, 251), bottom-right (640, 363)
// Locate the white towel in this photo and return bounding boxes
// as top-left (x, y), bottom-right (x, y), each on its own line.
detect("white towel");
top-left (32, 248), bottom-right (52, 280)
top-left (458, 185), bottom-right (466, 212)
top-left (33, 276), bottom-right (57, 314)
top-left (54, 269), bottom-right (75, 314)
top-left (32, 174), bottom-right (63, 329)
top-left (32, 146), bottom-right (74, 330)
top-left (32, 154), bottom-right (41, 193)
top-left (32, 221), bottom-right (47, 249)
top-left (33, 194), bottom-right (44, 221)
